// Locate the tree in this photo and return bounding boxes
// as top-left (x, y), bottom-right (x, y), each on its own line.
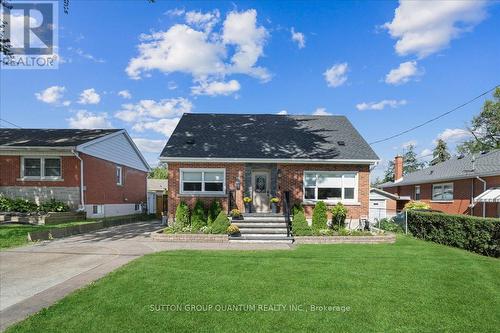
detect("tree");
top-left (1, 0), bottom-right (13, 57)
top-left (148, 166), bottom-right (167, 179)
top-left (382, 160), bottom-right (395, 183)
top-left (430, 139), bottom-right (451, 165)
top-left (403, 144), bottom-right (426, 174)
top-left (457, 87), bottom-right (500, 154)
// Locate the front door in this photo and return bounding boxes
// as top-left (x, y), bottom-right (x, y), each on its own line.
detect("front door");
top-left (252, 171), bottom-right (270, 213)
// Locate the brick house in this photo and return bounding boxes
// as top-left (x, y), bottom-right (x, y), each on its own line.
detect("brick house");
top-left (379, 150), bottom-right (500, 218)
top-left (0, 128), bottom-right (150, 217)
top-left (160, 114), bottom-right (379, 225)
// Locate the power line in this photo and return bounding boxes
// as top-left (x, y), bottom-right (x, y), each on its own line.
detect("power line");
top-left (369, 85), bottom-right (499, 145)
top-left (0, 118), bottom-right (22, 128)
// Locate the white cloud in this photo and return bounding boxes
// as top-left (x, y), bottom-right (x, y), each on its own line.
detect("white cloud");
top-left (383, 0), bottom-right (488, 58)
top-left (291, 27), bottom-right (305, 49)
top-left (67, 110), bottom-right (112, 129)
top-left (35, 86), bottom-right (66, 105)
top-left (356, 99), bottom-right (407, 111)
top-left (418, 148), bottom-right (433, 159)
top-left (115, 97), bottom-right (192, 123)
top-left (402, 140), bottom-right (417, 149)
top-left (126, 9), bottom-right (270, 83)
top-left (385, 61), bottom-right (421, 85)
top-left (118, 90), bottom-right (132, 99)
top-left (185, 9), bottom-right (220, 32)
top-left (133, 118), bottom-right (181, 137)
top-left (277, 110), bottom-right (288, 115)
top-left (78, 88), bottom-right (101, 105)
top-left (132, 138), bottom-right (166, 153)
top-left (323, 63), bottom-right (348, 88)
top-left (436, 128), bottom-right (472, 143)
top-left (313, 107), bottom-right (331, 116)
top-left (67, 47), bottom-right (105, 63)
top-left (191, 79), bottom-right (240, 96)
top-left (168, 81), bottom-right (178, 90)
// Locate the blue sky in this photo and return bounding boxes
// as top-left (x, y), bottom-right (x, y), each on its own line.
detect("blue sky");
top-left (1, 0), bottom-right (499, 179)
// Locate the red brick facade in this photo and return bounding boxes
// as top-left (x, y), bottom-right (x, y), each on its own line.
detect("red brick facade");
top-left (384, 175), bottom-right (500, 218)
top-left (167, 162), bottom-right (370, 220)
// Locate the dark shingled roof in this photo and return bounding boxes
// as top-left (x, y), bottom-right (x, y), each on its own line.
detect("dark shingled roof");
top-left (0, 128), bottom-right (121, 147)
top-left (161, 114), bottom-right (379, 160)
top-left (379, 149), bottom-right (500, 188)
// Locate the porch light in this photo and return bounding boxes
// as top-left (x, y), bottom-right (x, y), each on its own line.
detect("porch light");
top-left (235, 177), bottom-right (241, 190)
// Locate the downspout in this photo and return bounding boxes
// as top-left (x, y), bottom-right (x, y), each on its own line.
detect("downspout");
top-left (72, 150), bottom-right (85, 210)
top-left (476, 176), bottom-right (486, 218)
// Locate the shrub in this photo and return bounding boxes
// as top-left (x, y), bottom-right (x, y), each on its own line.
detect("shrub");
top-left (312, 201), bottom-right (328, 230)
top-left (39, 199), bottom-right (70, 213)
top-left (292, 210), bottom-right (312, 236)
top-left (211, 211), bottom-right (230, 234)
top-left (191, 200), bottom-right (207, 231)
top-left (331, 203), bottom-right (348, 230)
top-left (318, 228), bottom-right (334, 236)
top-left (200, 226), bottom-right (212, 234)
top-left (163, 227), bottom-right (175, 234)
top-left (10, 198), bottom-right (39, 213)
top-left (175, 201), bottom-right (190, 228)
top-left (379, 218), bottom-right (403, 233)
top-left (0, 195), bottom-right (12, 212)
top-left (227, 224), bottom-right (240, 235)
top-left (291, 203), bottom-right (304, 216)
top-left (407, 211), bottom-right (500, 257)
top-left (207, 200), bottom-right (222, 226)
top-left (405, 200), bottom-right (430, 210)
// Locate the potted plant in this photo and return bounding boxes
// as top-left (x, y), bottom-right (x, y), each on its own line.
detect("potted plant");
top-left (243, 197), bottom-right (252, 213)
top-left (270, 197), bottom-right (279, 213)
top-left (230, 208), bottom-right (243, 220)
top-left (226, 224), bottom-right (240, 237)
top-left (330, 202), bottom-right (348, 230)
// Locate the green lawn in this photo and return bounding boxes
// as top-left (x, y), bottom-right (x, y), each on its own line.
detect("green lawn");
top-left (6, 236), bottom-right (500, 332)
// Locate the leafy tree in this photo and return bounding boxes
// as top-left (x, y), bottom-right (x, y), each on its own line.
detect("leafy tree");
top-left (403, 144), bottom-right (426, 174)
top-left (430, 139), bottom-right (451, 165)
top-left (148, 165), bottom-right (168, 179)
top-left (457, 87), bottom-right (500, 154)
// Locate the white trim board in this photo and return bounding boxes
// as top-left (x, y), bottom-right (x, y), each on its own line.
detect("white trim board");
top-left (161, 157), bottom-right (379, 165)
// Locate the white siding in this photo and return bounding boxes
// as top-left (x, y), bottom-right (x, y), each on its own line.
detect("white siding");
top-left (78, 133), bottom-right (148, 172)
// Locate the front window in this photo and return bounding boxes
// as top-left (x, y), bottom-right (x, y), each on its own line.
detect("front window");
top-left (116, 166), bottom-right (123, 185)
top-left (180, 169), bottom-right (225, 194)
top-left (303, 171), bottom-right (358, 202)
top-left (22, 157), bottom-right (61, 179)
top-left (432, 183), bottom-right (453, 201)
top-left (415, 185), bottom-right (421, 200)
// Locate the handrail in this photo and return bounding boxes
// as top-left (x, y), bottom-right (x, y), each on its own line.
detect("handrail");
top-left (228, 190), bottom-right (235, 214)
top-left (282, 191), bottom-right (291, 237)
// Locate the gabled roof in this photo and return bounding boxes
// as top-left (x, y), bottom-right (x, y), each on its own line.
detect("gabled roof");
top-left (147, 179), bottom-right (168, 192)
top-left (160, 114), bottom-right (379, 162)
top-left (370, 188), bottom-right (399, 200)
top-left (0, 128), bottom-right (121, 147)
top-left (379, 149), bottom-right (500, 188)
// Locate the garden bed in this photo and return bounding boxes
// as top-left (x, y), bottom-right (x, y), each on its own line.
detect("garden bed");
top-left (151, 229), bottom-right (228, 242)
top-left (0, 211), bottom-right (86, 225)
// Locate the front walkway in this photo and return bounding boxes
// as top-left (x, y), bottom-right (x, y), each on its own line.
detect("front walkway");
top-left (0, 221), bottom-right (292, 331)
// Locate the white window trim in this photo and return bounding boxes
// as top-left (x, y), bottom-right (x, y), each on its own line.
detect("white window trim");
top-left (20, 156), bottom-right (62, 181)
top-left (432, 182), bottom-right (454, 201)
top-left (302, 171), bottom-right (359, 204)
top-left (179, 168), bottom-right (226, 195)
top-left (116, 166), bottom-right (123, 186)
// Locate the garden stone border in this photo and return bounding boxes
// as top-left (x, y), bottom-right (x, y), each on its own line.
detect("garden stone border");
top-left (294, 234), bottom-right (395, 244)
top-left (151, 230), bottom-right (228, 243)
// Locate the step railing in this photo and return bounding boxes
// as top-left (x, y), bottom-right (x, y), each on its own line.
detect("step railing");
top-left (282, 191), bottom-right (291, 237)
top-left (227, 190), bottom-right (236, 214)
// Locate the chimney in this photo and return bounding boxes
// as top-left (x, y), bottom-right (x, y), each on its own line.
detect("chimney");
top-left (394, 155), bottom-right (403, 182)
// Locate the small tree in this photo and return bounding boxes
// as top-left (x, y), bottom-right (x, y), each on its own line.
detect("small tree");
top-left (211, 211), bottom-right (230, 234)
top-left (292, 203), bottom-right (304, 216)
top-left (191, 200), bottom-right (207, 231)
top-left (175, 201), bottom-right (190, 228)
top-left (403, 144), bottom-right (426, 174)
top-left (312, 201), bottom-right (328, 230)
top-left (207, 200), bottom-right (222, 226)
top-left (292, 210), bottom-right (312, 236)
top-left (431, 139), bottom-right (451, 165)
top-left (331, 203), bottom-right (348, 230)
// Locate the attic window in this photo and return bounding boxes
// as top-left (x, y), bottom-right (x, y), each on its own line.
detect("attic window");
top-left (337, 141), bottom-right (345, 146)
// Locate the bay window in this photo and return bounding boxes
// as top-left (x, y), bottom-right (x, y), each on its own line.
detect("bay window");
top-left (303, 171), bottom-right (358, 203)
top-left (180, 169), bottom-right (225, 194)
top-left (432, 183), bottom-right (453, 201)
top-left (22, 157), bottom-right (61, 179)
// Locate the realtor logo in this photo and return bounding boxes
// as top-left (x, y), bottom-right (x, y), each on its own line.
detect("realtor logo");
top-left (1, 0), bottom-right (58, 69)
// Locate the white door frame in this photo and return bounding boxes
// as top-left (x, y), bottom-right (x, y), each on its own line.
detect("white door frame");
top-left (251, 170), bottom-right (271, 213)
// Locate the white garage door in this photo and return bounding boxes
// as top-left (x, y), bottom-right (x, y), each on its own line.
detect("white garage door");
top-left (369, 199), bottom-right (386, 222)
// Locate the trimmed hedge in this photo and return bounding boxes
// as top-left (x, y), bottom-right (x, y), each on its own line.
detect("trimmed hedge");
top-left (407, 211), bottom-right (500, 257)
top-left (191, 200), bottom-right (207, 231)
top-left (292, 210), bottom-right (312, 236)
top-left (312, 201), bottom-right (328, 230)
top-left (175, 202), bottom-right (190, 228)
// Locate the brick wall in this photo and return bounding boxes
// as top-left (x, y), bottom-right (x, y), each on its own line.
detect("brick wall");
top-left (0, 155), bottom-right (80, 187)
top-left (82, 153), bottom-right (147, 205)
top-left (384, 175), bottom-right (500, 218)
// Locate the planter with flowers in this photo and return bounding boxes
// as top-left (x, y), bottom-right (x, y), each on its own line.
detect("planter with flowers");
top-left (227, 224), bottom-right (241, 237)
top-left (230, 208), bottom-right (243, 220)
top-left (270, 197), bottom-right (279, 213)
top-left (243, 197), bottom-right (252, 213)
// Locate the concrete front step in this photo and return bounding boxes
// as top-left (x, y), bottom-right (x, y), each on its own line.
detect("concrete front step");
top-left (243, 213), bottom-right (283, 218)
top-left (230, 235), bottom-right (293, 240)
top-left (233, 222), bottom-right (287, 228)
top-left (238, 228), bottom-right (288, 234)
top-left (237, 217), bottom-right (286, 223)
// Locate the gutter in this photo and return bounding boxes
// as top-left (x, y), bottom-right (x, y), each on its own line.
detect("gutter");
top-left (71, 150), bottom-right (85, 210)
top-left (476, 176), bottom-right (487, 218)
top-left (159, 157), bottom-right (380, 165)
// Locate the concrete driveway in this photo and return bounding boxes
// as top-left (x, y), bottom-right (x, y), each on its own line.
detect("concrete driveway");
top-left (0, 220), bottom-right (291, 330)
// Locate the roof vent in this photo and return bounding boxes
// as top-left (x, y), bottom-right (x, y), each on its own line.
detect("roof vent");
top-left (337, 140), bottom-right (345, 146)
top-left (429, 170), bottom-right (434, 175)
top-left (480, 150), bottom-right (488, 155)
top-left (185, 138), bottom-right (195, 145)
top-left (457, 154), bottom-right (464, 159)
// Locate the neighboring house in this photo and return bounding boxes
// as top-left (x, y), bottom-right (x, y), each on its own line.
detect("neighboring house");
top-left (160, 113), bottom-right (379, 223)
top-left (147, 178), bottom-right (168, 216)
top-left (0, 128), bottom-right (150, 217)
top-left (379, 150), bottom-right (500, 218)
top-left (369, 188), bottom-right (398, 222)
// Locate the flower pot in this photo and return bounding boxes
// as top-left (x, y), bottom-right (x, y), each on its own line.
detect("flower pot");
top-left (232, 215), bottom-right (243, 221)
top-left (271, 203), bottom-right (277, 213)
top-left (244, 202), bottom-right (252, 213)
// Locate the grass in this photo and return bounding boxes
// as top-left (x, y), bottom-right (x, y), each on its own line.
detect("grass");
top-left (6, 236), bottom-right (500, 332)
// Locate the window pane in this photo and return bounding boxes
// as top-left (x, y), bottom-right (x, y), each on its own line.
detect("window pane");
top-left (304, 173), bottom-right (316, 187)
top-left (183, 171), bottom-right (202, 181)
top-left (318, 188), bottom-right (341, 199)
top-left (204, 171), bottom-right (224, 181)
top-left (317, 173), bottom-right (342, 187)
top-left (183, 182), bottom-right (202, 191)
top-left (344, 187), bottom-right (354, 199)
top-left (304, 187), bottom-right (316, 199)
top-left (24, 158), bottom-right (41, 177)
top-left (443, 185), bottom-right (453, 200)
top-left (343, 173), bottom-right (356, 187)
top-left (205, 182), bottom-right (223, 192)
top-left (432, 186), bottom-right (442, 200)
top-left (44, 159), bottom-right (61, 177)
